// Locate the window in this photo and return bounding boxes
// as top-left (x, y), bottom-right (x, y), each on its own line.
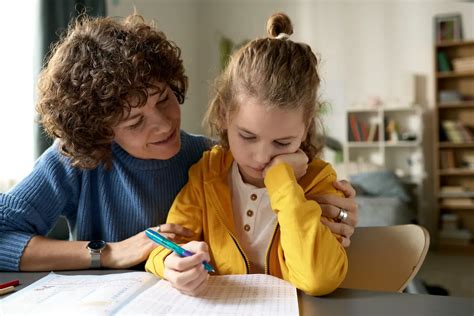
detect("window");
top-left (0, 3), bottom-right (37, 191)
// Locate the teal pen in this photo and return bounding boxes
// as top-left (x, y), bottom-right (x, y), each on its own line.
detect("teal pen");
top-left (145, 228), bottom-right (215, 273)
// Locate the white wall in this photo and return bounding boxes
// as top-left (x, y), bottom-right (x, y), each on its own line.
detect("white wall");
top-left (108, 0), bottom-right (474, 233)
top-left (0, 2), bottom-right (36, 189)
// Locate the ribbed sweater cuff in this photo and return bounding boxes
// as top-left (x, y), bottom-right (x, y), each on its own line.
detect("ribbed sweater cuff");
top-left (0, 231), bottom-right (33, 271)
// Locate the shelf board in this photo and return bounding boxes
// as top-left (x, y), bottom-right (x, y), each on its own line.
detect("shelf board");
top-left (438, 243), bottom-right (474, 254)
top-left (385, 141), bottom-right (420, 147)
top-left (438, 101), bottom-right (474, 109)
top-left (383, 106), bottom-right (421, 112)
top-left (347, 141), bottom-right (420, 147)
top-left (347, 108), bottom-right (379, 113)
top-left (436, 40), bottom-right (474, 48)
top-left (347, 142), bottom-right (380, 147)
top-left (439, 204), bottom-right (474, 210)
top-left (439, 168), bottom-right (474, 176)
top-left (438, 142), bottom-right (474, 148)
top-left (437, 70), bottom-right (474, 78)
top-left (439, 192), bottom-right (474, 199)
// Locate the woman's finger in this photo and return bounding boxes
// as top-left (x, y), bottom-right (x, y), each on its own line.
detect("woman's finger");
top-left (320, 217), bottom-right (355, 241)
top-left (313, 194), bottom-right (357, 213)
top-left (333, 180), bottom-right (356, 198)
top-left (317, 201), bottom-right (357, 227)
top-left (157, 223), bottom-right (193, 237)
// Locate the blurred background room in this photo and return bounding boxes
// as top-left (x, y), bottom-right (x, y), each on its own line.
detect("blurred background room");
top-left (0, 0), bottom-right (472, 298)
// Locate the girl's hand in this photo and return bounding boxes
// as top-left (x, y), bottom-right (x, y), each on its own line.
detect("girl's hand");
top-left (308, 180), bottom-right (359, 247)
top-left (101, 224), bottom-right (193, 269)
top-left (163, 241), bottom-right (210, 296)
top-left (264, 149), bottom-right (309, 180)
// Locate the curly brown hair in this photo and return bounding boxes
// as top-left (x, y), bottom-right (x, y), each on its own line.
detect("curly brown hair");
top-left (204, 12), bottom-right (324, 160)
top-left (36, 13), bottom-right (187, 169)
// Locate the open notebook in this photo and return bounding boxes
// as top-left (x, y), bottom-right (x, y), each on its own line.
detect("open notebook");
top-left (0, 272), bottom-right (298, 315)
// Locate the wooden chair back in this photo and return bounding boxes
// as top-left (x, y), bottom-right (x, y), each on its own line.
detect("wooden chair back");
top-left (339, 224), bottom-right (430, 292)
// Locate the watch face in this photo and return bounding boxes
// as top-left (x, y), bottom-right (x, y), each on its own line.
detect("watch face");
top-left (88, 240), bottom-right (106, 250)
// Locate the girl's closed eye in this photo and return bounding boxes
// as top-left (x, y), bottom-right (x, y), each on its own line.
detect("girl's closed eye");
top-left (239, 133), bottom-right (256, 141)
top-left (274, 141), bottom-right (291, 147)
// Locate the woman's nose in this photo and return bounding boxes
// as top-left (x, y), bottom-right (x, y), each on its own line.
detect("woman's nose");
top-left (149, 109), bottom-right (172, 133)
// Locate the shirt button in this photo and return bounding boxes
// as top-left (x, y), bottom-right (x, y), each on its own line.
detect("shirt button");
top-left (247, 210), bottom-right (254, 217)
top-left (250, 194), bottom-right (257, 201)
top-left (244, 224), bottom-right (251, 232)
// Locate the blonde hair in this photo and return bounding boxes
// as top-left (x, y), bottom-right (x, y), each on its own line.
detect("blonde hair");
top-left (204, 12), bottom-right (323, 159)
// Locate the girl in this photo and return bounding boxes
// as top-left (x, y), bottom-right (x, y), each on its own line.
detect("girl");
top-left (146, 12), bottom-right (347, 296)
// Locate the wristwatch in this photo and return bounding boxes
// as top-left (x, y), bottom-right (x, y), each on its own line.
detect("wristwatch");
top-left (86, 240), bottom-right (107, 268)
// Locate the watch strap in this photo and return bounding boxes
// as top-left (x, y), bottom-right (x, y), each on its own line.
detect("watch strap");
top-left (90, 250), bottom-right (101, 268)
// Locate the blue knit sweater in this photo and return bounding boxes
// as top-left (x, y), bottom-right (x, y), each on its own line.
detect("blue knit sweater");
top-left (0, 131), bottom-right (211, 271)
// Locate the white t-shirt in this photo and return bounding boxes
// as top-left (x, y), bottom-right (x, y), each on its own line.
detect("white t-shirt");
top-left (229, 161), bottom-right (277, 274)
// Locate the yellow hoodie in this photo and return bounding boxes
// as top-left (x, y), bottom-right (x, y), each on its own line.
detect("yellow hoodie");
top-left (146, 146), bottom-right (348, 296)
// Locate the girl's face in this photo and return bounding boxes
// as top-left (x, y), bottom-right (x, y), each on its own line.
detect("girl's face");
top-left (113, 83), bottom-right (181, 160)
top-left (226, 96), bottom-right (307, 187)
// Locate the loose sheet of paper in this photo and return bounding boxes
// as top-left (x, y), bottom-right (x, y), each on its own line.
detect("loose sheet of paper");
top-left (118, 274), bottom-right (298, 316)
top-left (0, 272), bottom-right (156, 316)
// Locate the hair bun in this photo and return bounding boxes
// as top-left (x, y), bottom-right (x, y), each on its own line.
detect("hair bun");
top-left (266, 12), bottom-right (293, 38)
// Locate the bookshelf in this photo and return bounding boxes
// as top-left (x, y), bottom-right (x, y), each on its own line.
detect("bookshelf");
top-left (345, 106), bottom-right (424, 181)
top-left (344, 105), bottom-right (425, 221)
top-left (434, 40), bottom-right (474, 252)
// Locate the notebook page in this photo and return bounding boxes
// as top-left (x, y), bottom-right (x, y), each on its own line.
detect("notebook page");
top-left (117, 274), bottom-right (299, 316)
top-left (0, 272), bottom-right (156, 316)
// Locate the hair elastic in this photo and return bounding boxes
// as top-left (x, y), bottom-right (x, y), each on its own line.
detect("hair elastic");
top-left (275, 33), bottom-right (290, 40)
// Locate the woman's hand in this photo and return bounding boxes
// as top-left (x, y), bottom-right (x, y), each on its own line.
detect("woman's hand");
top-left (309, 180), bottom-right (359, 247)
top-left (102, 224), bottom-right (193, 269)
top-left (163, 241), bottom-right (210, 296)
top-left (264, 149), bottom-right (309, 180)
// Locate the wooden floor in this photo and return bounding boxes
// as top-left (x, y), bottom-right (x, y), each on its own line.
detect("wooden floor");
top-left (417, 251), bottom-right (474, 298)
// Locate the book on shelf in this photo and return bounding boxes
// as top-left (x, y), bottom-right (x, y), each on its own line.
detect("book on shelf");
top-left (360, 121), bottom-right (369, 142)
top-left (441, 120), bottom-right (473, 143)
top-left (440, 192), bottom-right (474, 198)
top-left (452, 56), bottom-right (474, 72)
top-left (367, 122), bottom-right (379, 142)
top-left (437, 51), bottom-right (452, 72)
top-left (439, 228), bottom-right (472, 246)
top-left (440, 197), bottom-right (474, 207)
top-left (440, 149), bottom-right (456, 169)
top-left (438, 90), bottom-right (462, 103)
top-left (440, 185), bottom-right (466, 194)
top-left (441, 213), bottom-right (459, 231)
top-left (461, 153), bottom-right (474, 169)
top-left (456, 121), bottom-right (473, 142)
top-left (349, 114), bottom-right (362, 142)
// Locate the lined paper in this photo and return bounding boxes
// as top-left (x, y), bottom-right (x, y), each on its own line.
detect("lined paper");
top-left (1, 272), bottom-right (298, 316)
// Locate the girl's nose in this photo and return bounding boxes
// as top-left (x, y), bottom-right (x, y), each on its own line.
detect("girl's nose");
top-left (254, 146), bottom-right (273, 166)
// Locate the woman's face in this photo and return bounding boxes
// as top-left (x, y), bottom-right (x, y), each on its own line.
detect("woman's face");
top-left (113, 83), bottom-right (181, 160)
